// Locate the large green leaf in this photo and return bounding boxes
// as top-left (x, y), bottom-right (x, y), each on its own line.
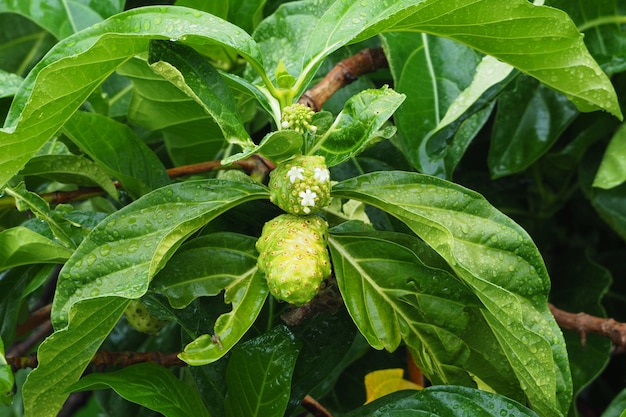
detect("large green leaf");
top-left (488, 75), bottom-right (579, 178)
top-left (0, 0), bottom-right (125, 39)
top-left (20, 154), bottom-right (119, 200)
top-left (63, 111), bottom-right (170, 199)
top-left (329, 231), bottom-right (524, 402)
top-left (332, 171), bottom-right (572, 417)
top-left (0, 14), bottom-right (56, 77)
top-left (0, 226), bottom-right (72, 272)
top-left (115, 57), bottom-right (228, 167)
top-left (148, 40), bottom-right (252, 148)
top-left (0, 6), bottom-right (266, 190)
top-left (70, 363), bottom-right (210, 417)
top-left (224, 325), bottom-right (301, 417)
top-left (344, 386), bottom-right (540, 417)
top-left (51, 179), bottom-right (269, 329)
top-left (548, 0), bottom-right (626, 75)
top-left (0, 335), bottom-right (14, 406)
top-left (153, 232), bottom-right (269, 365)
top-left (309, 86), bottom-right (405, 167)
top-left (0, 71), bottom-right (23, 98)
top-left (370, 0), bottom-right (622, 119)
top-left (22, 297), bottom-right (129, 417)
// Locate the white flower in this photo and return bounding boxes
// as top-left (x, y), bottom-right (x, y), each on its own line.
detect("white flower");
top-left (287, 166), bottom-right (304, 183)
top-left (281, 120), bottom-right (291, 129)
top-left (299, 188), bottom-right (317, 208)
top-left (313, 167), bottom-right (330, 182)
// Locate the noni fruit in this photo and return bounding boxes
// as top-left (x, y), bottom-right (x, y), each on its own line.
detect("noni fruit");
top-left (281, 103), bottom-right (317, 134)
top-left (269, 155), bottom-right (331, 215)
top-left (124, 300), bottom-right (167, 335)
top-left (256, 214), bottom-right (331, 305)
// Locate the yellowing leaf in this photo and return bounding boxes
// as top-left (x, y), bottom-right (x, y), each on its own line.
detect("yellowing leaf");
top-left (364, 368), bottom-right (422, 404)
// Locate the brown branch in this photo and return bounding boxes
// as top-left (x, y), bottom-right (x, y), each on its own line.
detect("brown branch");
top-left (16, 304), bottom-right (52, 337)
top-left (298, 47), bottom-right (389, 111)
top-left (549, 304), bottom-right (626, 353)
top-left (301, 395), bottom-right (333, 417)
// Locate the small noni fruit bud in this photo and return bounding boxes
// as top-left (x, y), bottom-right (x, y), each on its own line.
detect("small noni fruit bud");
top-left (281, 103), bottom-right (317, 134)
top-left (256, 214), bottom-right (331, 305)
top-left (124, 300), bottom-right (167, 335)
top-left (269, 155), bottom-right (331, 215)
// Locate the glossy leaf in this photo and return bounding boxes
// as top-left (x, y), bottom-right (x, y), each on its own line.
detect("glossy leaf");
top-left (51, 179), bottom-right (270, 329)
top-left (329, 231), bottom-right (523, 402)
top-left (0, 14), bottom-right (55, 77)
top-left (0, 226), bottom-right (72, 272)
top-left (310, 86), bottom-right (404, 167)
top-left (63, 111), bottom-right (170, 199)
top-left (370, 0), bottom-right (622, 119)
top-left (0, 337), bottom-right (14, 406)
top-left (0, 0), bottom-right (124, 39)
top-left (154, 233), bottom-right (268, 365)
top-left (116, 57), bottom-right (228, 167)
top-left (224, 325), bottom-right (300, 417)
top-left (22, 297), bottom-right (129, 417)
top-left (332, 171), bottom-right (572, 417)
top-left (547, 0), bottom-right (626, 75)
top-left (344, 386), bottom-right (540, 417)
top-left (20, 154), bottom-right (118, 199)
top-left (148, 40), bottom-right (252, 148)
top-left (0, 6), bottom-right (266, 190)
top-left (593, 123), bottom-right (626, 189)
top-left (381, 32), bottom-right (486, 177)
top-left (222, 130), bottom-right (303, 165)
top-left (488, 75), bottom-right (579, 178)
top-left (0, 70), bottom-right (22, 98)
top-left (364, 369), bottom-right (422, 403)
top-left (70, 363), bottom-right (210, 417)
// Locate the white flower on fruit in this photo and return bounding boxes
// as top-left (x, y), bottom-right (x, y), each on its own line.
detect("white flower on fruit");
top-left (313, 167), bottom-right (330, 182)
top-left (299, 188), bottom-right (317, 214)
top-left (287, 166), bottom-right (305, 183)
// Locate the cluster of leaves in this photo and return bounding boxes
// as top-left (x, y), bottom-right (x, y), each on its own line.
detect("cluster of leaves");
top-left (0, 1), bottom-right (625, 417)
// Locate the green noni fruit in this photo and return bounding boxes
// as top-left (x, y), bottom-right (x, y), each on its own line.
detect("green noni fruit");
top-left (256, 214), bottom-right (331, 305)
top-left (269, 155), bottom-right (331, 215)
top-left (124, 300), bottom-right (167, 335)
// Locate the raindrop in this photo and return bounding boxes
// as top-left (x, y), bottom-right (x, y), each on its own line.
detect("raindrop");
top-left (100, 245), bottom-right (111, 256)
top-left (91, 288), bottom-right (100, 297)
top-left (86, 253), bottom-right (97, 266)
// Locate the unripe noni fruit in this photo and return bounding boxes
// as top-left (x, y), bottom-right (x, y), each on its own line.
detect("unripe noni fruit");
top-left (124, 300), bottom-right (167, 335)
top-left (256, 214), bottom-right (331, 305)
top-left (269, 155), bottom-right (331, 215)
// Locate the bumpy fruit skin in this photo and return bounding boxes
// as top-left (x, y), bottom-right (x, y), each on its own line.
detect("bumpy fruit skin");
top-left (124, 300), bottom-right (167, 335)
top-left (269, 155), bottom-right (331, 215)
top-left (256, 214), bottom-right (331, 305)
top-left (281, 103), bottom-right (317, 134)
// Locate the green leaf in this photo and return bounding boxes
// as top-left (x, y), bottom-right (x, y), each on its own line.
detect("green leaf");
top-left (488, 75), bottom-right (579, 178)
top-left (70, 363), bottom-right (210, 417)
top-left (0, 337), bottom-right (14, 406)
top-left (373, 0), bottom-right (622, 119)
top-left (309, 86), bottom-right (405, 167)
top-left (0, 5), bottom-right (267, 190)
top-left (548, 0), bottom-right (626, 75)
top-left (332, 171), bottom-right (572, 417)
top-left (381, 32), bottom-right (504, 177)
top-left (20, 154), bottom-right (119, 199)
top-left (154, 232), bottom-right (269, 365)
top-left (224, 325), bottom-right (300, 417)
top-left (63, 111), bottom-right (170, 199)
top-left (222, 130), bottom-right (303, 165)
top-left (0, 70), bottom-right (23, 98)
top-left (0, 14), bottom-right (55, 77)
top-left (344, 386), bottom-right (540, 417)
top-left (593, 123), bottom-right (626, 189)
top-left (0, 226), bottom-right (72, 272)
top-left (3, 184), bottom-right (76, 249)
top-left (148, 40), bottom-right (252, 148)
top-left (0, 265), bottom-right (56, 346)
top-left (328, 231), bottom-right (523, 401)
top-left (22, 297), bottom-right (129, 417)
top-left (116, 57), bottom-right (228, 167)
top-left (51, 179), bottom-right (269, 329)
top-left (0, 0), bottom-right (124, 39)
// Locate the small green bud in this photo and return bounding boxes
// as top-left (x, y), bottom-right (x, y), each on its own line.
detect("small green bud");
top-left (256, 214), bottom-right (331, 305)
top-left (281, 103), bottom-right (317, 134)
top-left (269, 155), bottom-right (331, 215)
top-left (124, 300), bottom-right (167, 335)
